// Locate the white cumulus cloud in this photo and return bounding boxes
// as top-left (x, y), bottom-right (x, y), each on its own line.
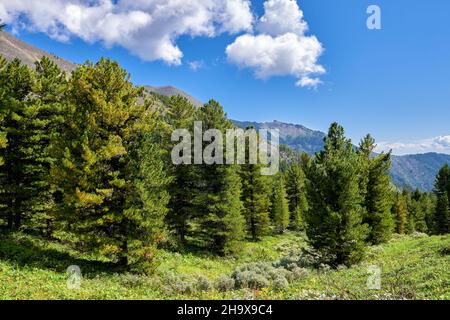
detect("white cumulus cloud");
top-left (226, 0), bottom-right (325, 88)
top-left (0, 0), bottom-right (254, 65)
top-left (375, 136), bottom-right (450, 155)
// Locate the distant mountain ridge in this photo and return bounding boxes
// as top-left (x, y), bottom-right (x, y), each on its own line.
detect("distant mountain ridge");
top-left (233, 120), bottom-right (450, 192)
top-left (2, 31), bottom-right (448, 191)
top-left (232, 120), bottom-right (325, 155)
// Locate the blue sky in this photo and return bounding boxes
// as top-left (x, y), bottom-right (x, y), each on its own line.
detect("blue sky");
top-left (2, 0), bottom-right (450, 154)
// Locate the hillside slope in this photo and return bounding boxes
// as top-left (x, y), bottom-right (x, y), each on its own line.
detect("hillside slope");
top-left (0, 31), bottom-right (76, 72)
top-left (145, 86), bottom-right (203, 108)
top-left (391, 153), bottom-right (450, 191)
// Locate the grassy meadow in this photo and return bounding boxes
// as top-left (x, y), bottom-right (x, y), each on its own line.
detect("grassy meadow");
top-left (0, 232), bottom-right (448, 300)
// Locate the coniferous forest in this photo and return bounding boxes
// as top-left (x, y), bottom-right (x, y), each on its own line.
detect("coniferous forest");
top-left (0, 57), bottom-right (449, 300)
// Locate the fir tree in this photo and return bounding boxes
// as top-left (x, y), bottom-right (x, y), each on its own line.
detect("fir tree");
top-left (434, 163), bottom-right (450, 196)
top-left (284, 164), bottom-right (308, 230)
top-left (239, 132), bottom-right (271, 240)
top-left (271, 176), bottom-right (290, 233)
top-left (410, 189), bottom-right (428, 233)
top-left (434, 192), bottom-right (449, 234)
top-left (50, 59), bottom-right (170, 270)
top-left (164, 96), bottom-right (198, 245)
top-left (194, 100), bottom-right (245, 255)
top-left (306, 123), bottom-right (368, 267)
top-left (0, 56), bottom-right (7, 167)
top-left (0, 58), bottom-right (35, 230)
top-left (393, 193), bottom-right (408, 234)
top-left (25, 57), bottom-right (68, 235)
top-left (433, 164), bottom-right (450, 234)
top-left (358, 135), bottom-right (394, 244)
top-left (422, 193), bottom-right (437, 233)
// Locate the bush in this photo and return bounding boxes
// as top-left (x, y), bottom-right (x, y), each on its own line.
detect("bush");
top-left (274, 250), bottom-right (318, 270)
top-left (119, 273), bottom-right (144, 288)
top-left (230, 262), bottom-right (296, 290)
top-left (272, 276), bottom-right (289, 290)
top-left (195, 274), bottom-right (212, 292)
top-left (234, 271), bottom-right (270, 290)
top-left (291, 267), bottom-right (309, 280)
top-left (163, 274), bottom-right (196, 295)
top-left (216, 275), bottom-right (235, 292)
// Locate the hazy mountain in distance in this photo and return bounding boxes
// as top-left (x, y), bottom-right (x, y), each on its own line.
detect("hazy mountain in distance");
top-left (0, 31), bottom-right (76, 72)
top-left (145, 86), bottom-right (203, 108)
top-left (233, 120), bottom-right (326, 155)
top-left (234, 120), bottom-right (450, 192)
top-left (391, 153), bottom-right (450, 191)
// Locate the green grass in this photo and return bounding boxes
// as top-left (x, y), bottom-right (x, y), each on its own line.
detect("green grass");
top-left (0, 232), bottom-right (448, 300)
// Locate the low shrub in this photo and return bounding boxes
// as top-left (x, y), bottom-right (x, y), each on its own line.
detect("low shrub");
top-left (195, 274), bottom-right (212, 292)
top-left (118, 273), bottom-right (144, 288)
top-left (272, 276), bottom-right (289, 290)
top-left (215, 275), bottom-right (235, 292)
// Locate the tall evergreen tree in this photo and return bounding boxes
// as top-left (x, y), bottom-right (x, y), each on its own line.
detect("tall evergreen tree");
top-left (393, 193), bottom-right (408, 234)
top-left (0, 56), bottom-right (7, 168)
top-left (50, 59), bottom-right (170, 270)
top-left (240, 132), bottom-right (271, 240)
top-left (271, 175), bottom-right (290, 234)
top-left (0, 57), bottom-right (66, 234)
top-left (306, 123), bottom-right (368, 267)
top-left (284, 164), bottom-right (308, 230)
top-left (433, 164), bottom-right (450, 234)
top-left (434, 192), bottom-right (449, 234)
top-left (435, 164), bottom-right (450, 196)
top-left (358, 135), bottom-right (394, 244)
top-left (25, 57), bottom-right (68, 235)
top-left (0, 58), bottom-right (35, 230)
top-left (409, 189), bottom-right (428, 233)
top-left (194, 100), bottom-right (245, 255)
top-left (164, 96), bottom-right (198, 245)
top-left (422, 193), bottom-right (437, 233)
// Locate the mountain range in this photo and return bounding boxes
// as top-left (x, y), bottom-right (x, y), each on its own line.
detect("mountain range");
top-left (232, 120), bottom-right (450, 191)
top-left (1, 31), bottom-right (448, 191)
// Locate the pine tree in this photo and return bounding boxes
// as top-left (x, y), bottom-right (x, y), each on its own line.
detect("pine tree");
top-left (164, 96), bottom-right (198, 245)
top-left (433, 164), bottom-right (450, 234)
top-left (271, 176), bottom-right (290, 233)
top-left (193, 100), bottom-right (245, 255)
top-left (0, 58), bottom-right (35, 230)
top-left (358, 135), bottom-right (394, 244)
top-left (24, 57), bottom-right (68, 235)
top-left (240, 133), bottom-right (271, 240)
top-left (393, 193), bottom-right (408, 234)
top-left (306, 123), bottom-right (368, 267)
top-left (0, 56), bottom-right (7, 167)
top-left (435, 164), bottom-right (450, 196)
top-left (410, 189), bottom-right (428, 233)
top-left (50, 59), bottom-right (169, 270)
top-left (284, 164), bottom-right (308, 230)
top-left (434, 192), bottom-right (449, 234)
top-left (422, 193), bottom-right (436, 233)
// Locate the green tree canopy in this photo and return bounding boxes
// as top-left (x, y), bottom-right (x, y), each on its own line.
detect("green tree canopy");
top-left (306, 123), bottom-right (368, 267)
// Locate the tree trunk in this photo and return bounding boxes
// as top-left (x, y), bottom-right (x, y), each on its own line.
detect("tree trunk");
top-left (7, 198), bottom-right (14, 231)
top-left (118, 240), bottom-right (128, 268)
top-left (13, 198), bottom-right (21, 231)
top-left (46, 219), bottom-right (53, 240)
